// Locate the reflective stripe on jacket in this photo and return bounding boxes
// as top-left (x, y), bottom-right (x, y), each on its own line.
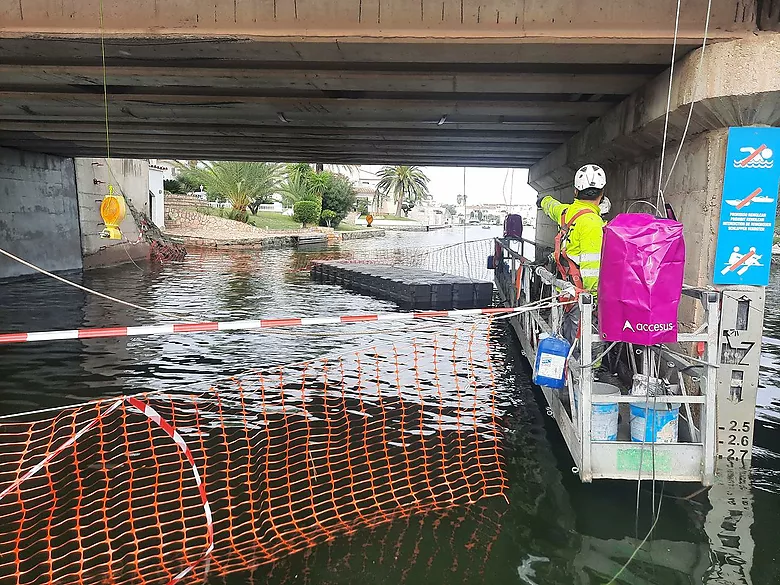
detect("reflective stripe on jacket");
top-left (540, 196), bottom-right (604, 292)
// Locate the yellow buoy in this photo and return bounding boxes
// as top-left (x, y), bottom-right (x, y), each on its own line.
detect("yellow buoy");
top-left (99, 185), bottom-right (126, 239)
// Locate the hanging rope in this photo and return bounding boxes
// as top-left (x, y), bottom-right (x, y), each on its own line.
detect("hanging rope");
top-left (655, 0), bottom-right (683, 214)
top-left (99, 0), bottom-right (111, 161)
top-left (660, 0), bottom-right (713, 196)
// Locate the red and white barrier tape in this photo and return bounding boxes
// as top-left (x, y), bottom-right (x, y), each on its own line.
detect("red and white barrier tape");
top-left (0, 306), bottom-right (535, 345)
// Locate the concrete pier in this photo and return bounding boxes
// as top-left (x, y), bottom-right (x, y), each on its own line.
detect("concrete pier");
top-left (310, 261), bottom-right (493, 310)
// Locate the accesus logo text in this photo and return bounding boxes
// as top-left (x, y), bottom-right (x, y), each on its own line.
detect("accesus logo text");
top-left (622, 320), bottom-right (675, 333)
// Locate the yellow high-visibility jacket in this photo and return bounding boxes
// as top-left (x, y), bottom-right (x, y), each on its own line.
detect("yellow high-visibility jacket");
top-left (540, 196), bottom-right (604, 293)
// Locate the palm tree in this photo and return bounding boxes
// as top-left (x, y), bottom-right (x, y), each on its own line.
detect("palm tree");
top-left (376, 165), bottom-right (431, 217)
top-left (279, 173), bottom-right (313, 207)
top-left (285, 162), bottom-right (313, 184)
top-left (307, 171), bottom-right (333, 198)
top-left (324, 164), bottom-right (360, 177)
top-left (176, 161), bottom-right (282, 213)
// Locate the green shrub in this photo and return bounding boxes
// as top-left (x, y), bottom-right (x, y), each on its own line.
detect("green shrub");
top-left (321, 210), bottom-right (337, 227)
top-left (293, 200), bottom-right (322, 227)
top-left (223, 208), bottom-right (249, 223)
top-left (163, 179), bottom-right (184, 194)
top-left (320, 174), bottom-right (357, 227)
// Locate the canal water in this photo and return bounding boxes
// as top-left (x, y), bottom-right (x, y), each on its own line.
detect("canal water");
top-left (0, 226), bottom-right (778, 584)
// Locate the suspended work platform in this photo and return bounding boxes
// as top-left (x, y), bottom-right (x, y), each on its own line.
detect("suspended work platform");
top-left (310, 261), bottom-right (493, 310)
top-left (492, 237), bottom-right (737, 486)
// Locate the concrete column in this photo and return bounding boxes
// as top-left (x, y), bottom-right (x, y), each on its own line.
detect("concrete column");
top-left (0, 147), bottom-right (82, 279)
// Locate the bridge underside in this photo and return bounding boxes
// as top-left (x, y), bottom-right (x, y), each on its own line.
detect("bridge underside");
top-left (0, 0), bottom-right (764, 166)
top-left (0, 37), bottom-right (706, 166)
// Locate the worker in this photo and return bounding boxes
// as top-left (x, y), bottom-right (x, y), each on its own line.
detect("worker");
top-left (536, 164), bottom-right (610, 353)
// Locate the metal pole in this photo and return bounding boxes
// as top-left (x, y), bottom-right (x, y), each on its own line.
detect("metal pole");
top-left (580, 293), bottom-right (594, 481)
top-left (702, 290), bottom-right (720, 485)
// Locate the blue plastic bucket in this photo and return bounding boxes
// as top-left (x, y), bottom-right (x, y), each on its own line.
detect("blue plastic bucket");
top-left (629, 402), bottom-right (679, 443)
top-left (575, 382), bottom-right (620, 441)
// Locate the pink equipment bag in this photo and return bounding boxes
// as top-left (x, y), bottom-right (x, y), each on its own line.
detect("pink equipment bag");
top-left (598, 213), bottom-right (685, 345)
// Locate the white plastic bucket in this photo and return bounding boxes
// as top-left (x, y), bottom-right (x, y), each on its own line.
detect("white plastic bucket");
top-left (576, 382), bottom-right (620, 441)
top-left (629, 402), bottom-right (680, 443)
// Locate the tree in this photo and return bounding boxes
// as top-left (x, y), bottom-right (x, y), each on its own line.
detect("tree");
top-left (280, 173), bottom-right (315, 207)
top-left (293, 200), bottom-right (321, 227)
top-left (324, 164), bottom-right (360, 176)
top-left (376, 165), bottom-right (431, 217)
top-left (176, 161), bottom-right (282, 213)
top-left (308, 171), bottom-right (333, 199)
top-left (320, 174), bottom-right (357, 228)
top-left (285, 163), bottom-right (314, 185)
top-left (163, 179), bottom-right (184, 194)
top-left (442, 204), bottom-right (458, 216)
top-left (321, 210), bottom-right (337, 228)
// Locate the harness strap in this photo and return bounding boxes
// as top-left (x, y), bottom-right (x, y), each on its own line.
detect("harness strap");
top-left (553, 207), bottom-right (597, 299)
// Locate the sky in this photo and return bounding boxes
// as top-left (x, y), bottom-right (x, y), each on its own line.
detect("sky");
top-left (355, 165), bottom-right (539, 207)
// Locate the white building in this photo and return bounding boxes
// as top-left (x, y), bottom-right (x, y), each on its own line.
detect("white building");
top-left (148, 163), bottom-right (166, 229)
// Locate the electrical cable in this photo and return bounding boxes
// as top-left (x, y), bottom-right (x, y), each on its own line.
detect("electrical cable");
top-left (606, 482), bottom-right (665, 585)
top-left (656, 0), bottom-right (683, 213)
top-left (461, 167), bottom-right (473, 280)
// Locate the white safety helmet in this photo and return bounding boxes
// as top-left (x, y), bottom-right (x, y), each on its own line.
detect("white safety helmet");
top-left (574, 164), bottom-right (607, 191)
top-left (598, 196), bottom-right (612, 216)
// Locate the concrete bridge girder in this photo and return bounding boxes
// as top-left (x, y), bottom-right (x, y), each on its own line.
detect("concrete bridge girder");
top-left (2, 0), bottom-right (762, 36)
top-left (0, 0), bottom-right (768, 166)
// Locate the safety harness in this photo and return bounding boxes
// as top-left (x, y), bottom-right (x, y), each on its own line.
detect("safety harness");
top-left (553, 207), bottom-right (597, 295)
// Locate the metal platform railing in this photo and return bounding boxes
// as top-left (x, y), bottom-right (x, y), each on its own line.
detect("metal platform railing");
top-left (493, 237), bottom-right (719, 485)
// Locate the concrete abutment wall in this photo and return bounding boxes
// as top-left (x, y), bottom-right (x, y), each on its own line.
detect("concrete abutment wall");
top-left (0, 148), bottom-right (152, 279)
top-left (75, 158), bottom-right (150, 270)
top-left (0, 147), bottom-right (82, 279)
top-left (530, 33), bottom-right (780, 289)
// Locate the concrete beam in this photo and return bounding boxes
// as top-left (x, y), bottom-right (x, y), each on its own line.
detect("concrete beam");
top-left (0, 37), bottom-right (714, 67)
top-left (0, 122), bottom-right (574, 143)
top-left (0, 1), bottom-right (757, 39)
top-left (0, 3), bottom-right (759, 165)
top-left (0, 65), bottom-right (653, 96)
top-left (529, 33), bottom-right (780, 193)
top-left (19, 145), bottom-right (539, 167)
top-left (0, 117), bottom-right (587, 133)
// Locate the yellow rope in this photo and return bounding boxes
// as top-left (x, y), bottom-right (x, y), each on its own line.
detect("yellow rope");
top-left (99, 0), bottom-right (110, 161)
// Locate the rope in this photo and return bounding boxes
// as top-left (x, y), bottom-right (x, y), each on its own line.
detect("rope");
top-left (655, 0), bottom-right (683, 213)
top-left (0, 246), bottom-right (192, 320)
top-left (606, 483), bottom-right (665, 585)
top-left (98, 0), bottom-right (110, 161)
top-left (660, 0), bottom-right (713, 196)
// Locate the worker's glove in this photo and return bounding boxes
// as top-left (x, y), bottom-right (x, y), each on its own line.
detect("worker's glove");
top-left (535, 194), bottom-right (547, 208)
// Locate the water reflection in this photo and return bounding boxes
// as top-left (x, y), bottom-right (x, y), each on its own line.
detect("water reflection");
top-left (0, 238), bottom-right (777, 584)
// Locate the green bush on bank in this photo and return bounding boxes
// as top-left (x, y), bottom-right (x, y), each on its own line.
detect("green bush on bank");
top-left (293, 200), bottom-right (322, 227)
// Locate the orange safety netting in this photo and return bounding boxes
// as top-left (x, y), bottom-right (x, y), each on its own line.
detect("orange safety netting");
top-left (0, 322), bottom-right (507, 584)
